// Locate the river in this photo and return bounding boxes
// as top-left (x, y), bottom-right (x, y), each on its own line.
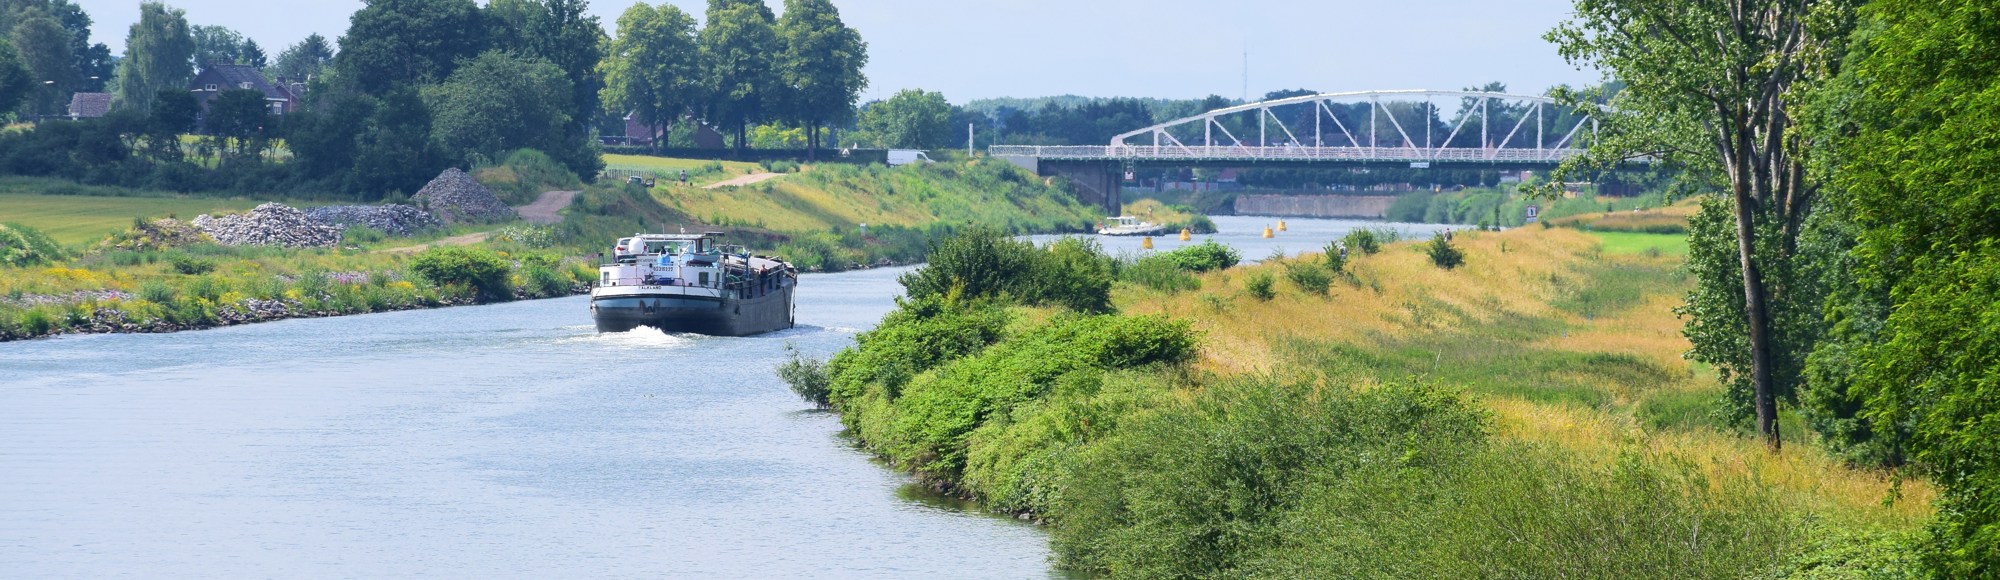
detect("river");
top-left (0, 215), bottom-right (1453, 577)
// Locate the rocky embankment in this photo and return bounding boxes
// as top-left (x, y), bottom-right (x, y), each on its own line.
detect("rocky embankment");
top-left (182, 168), bottom-right (515, 248)
top-left (412, 168), bottom-right (516, 225)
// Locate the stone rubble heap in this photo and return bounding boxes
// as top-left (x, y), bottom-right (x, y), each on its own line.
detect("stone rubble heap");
top-left (304, 204), bottom-right (440, 236)
top-left (410, 168), bottom-right (516, 225)
top-left (192, 203), bottom-right (343, 249)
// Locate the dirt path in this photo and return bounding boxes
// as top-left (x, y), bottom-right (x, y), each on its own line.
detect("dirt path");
top-left (380, 231), bottom-right (493, 254)
top-left (516, 190), bottom-right (580, 225)
top-left (705, 172), bottom-right (784, 189)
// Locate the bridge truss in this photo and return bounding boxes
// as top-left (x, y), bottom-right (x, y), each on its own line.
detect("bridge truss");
top-left (990, 90), bottom-right (1597, 166)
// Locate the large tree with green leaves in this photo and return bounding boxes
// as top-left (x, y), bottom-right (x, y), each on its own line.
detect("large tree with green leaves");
top-left (486, 0), bottom-right (605, 142)
top-left (204, 88), bottom-right (272, 161)
top-left (336, 0), bottom-right (487, 94)
top-left (854, 89), bottom-right (952, 150)
top-left (0, 38), bottom-right (32, 118)
top-left (110, 2), bottom-right (194, 111)
top-left (11, 14), bottom-right (76, 116)
top-left (190, 24), bottom-right (246, 70)
top-left (777, 0), bottom-right (866, 156)
top-left (1827, 0), bottom-right (2000, 572)
top-left (424, 50), bottom-right (593, 175)
top-left (1547, 0), bottom-right (1855, 450)
top-left (600, 2), bottom-right (699, 150)
top-left (698, 0), bottom-right (779, 153)
top-left (270, 33), bottom-right (334, 81)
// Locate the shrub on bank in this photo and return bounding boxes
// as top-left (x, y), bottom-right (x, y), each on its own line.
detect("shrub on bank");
top-left (0, 223), bottom-right (65, 267)
top-left (408, 246), bottom-right (514, 302)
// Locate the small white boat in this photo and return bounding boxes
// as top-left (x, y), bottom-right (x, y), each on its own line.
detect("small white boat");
top-left (1097, 216), bottom-right (1167, 236)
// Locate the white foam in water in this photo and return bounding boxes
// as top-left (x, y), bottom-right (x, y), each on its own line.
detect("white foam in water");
top-left (561, 325), bottom-right (700, 349)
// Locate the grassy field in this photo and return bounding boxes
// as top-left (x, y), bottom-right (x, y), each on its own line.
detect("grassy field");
top-left (634, 156), bottom-right (1102, 234)
top-left (1588, 230), bottom-right (1689, 257)
top-left (601, 154), bottom-right (763, 188)
top-left (0, 193), bottom-right (261, 245)
top-left (1116, 225), bottom-right (1929, 530)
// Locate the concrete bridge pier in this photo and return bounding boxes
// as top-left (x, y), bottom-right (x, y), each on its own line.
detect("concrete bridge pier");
top-left (1018, 159), bottom-right (1122, 215)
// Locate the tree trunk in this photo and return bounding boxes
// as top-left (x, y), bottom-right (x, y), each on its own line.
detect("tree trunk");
top-left (1727, 124), bottom-right (1783, 452)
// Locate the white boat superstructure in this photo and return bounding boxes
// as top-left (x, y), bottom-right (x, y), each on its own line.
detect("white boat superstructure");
top-left (1098, 216), bottom-right (1167, 236)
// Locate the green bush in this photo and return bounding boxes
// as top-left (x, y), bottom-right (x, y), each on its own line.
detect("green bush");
top-left (759, 159), bottom-right (801, 174)
top-left (1342, 229), bottom-right (1383, 255)
top-left (0, 223), bottom-right (65, 267)
top-left (1244, 271), bottom-right (1276, 301)
top-left (899, 230), bottom-right (1113, 313)
top-left (167, 253), bottom-right (216, 275)
top-left (1285, 262), bottom-right (1333, 295)
top-left (408, 246), bottom-right (514, 302)
top-left (519, 264), bottom-right (570, 297)
top-left (1121, 255), bottom-right (1199, 293)
top-left (1323, 240), bottom-right (1348, 273)
top-left (778, 344), bottom-right (832, 408)
top-left (1163, 240), bottom-right (1240, 272)
top-left (341, 226), bottom-right (387, 244)
top-left (1426, 233), bottom-right (1466, 270)
top-left (138, 280), bottom-right (176, 304)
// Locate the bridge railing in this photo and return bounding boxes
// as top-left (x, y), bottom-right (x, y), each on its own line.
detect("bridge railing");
top-left (989, 145), bottom-right (1584, 163)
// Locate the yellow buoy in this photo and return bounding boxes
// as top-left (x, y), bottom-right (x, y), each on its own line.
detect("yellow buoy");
top-left (1179, 228), bottom-right (1192, 241)
top-left (1262, 227), bottom-right (1274, 239)
top-left (1141, 236), bottom-right (1154, 250)
top-left (1278, 220), bottom-right (1288, 232)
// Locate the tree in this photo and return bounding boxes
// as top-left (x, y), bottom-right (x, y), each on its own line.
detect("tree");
top-left (600, 2), bottom-right (699, 150)
top-left (1546, 0), bottom-right (1855, 450)
top-left (337, 0), bottom-right (487, 94)
top-left (698, 0), bottom-right (779, 153)
top-left (204, 88), bottom-right (271, 161)
top-left (240, 39), bottom-right (265, 68)
top-left (110, 2), bottom-right (194, 111)
top-left (423, 50), bottom-right (590, 174)
top-left (351, 86), bottom-right (444, 199)
top-left (1832, 0), bottom-right (2000, 572)
top-left (144, 87), bottom-right (197, 161)
top-left (271, 33), bottom-right (334, 80)
top-left (10, 15), bottom-right (75, 116)
top-left (190, 24), bottom-right (246, 70)
top-left (854, 89), bottom-right (952, 149)
top-left (777, 0), bottom-right (866, 157)
top-left (486, 0), bottom-right (605, 144)
top-left (0, 38), bottom-right (32, 118)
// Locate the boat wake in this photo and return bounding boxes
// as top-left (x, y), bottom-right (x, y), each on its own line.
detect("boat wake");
top-left (561, 325), bottom-right (701, 350)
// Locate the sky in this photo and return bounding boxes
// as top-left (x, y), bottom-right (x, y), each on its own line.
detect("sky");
top-left (71, 0), bottom-right (1602, 103)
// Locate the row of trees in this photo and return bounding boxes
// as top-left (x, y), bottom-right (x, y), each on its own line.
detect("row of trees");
top-left (0, 0), bottom-right (113, 118)
top-left (1551, 0), bottom-right (2000, 573)
top-left (601, 0), bottom-right (865, 154)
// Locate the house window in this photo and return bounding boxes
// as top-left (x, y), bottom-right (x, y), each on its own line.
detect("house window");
top-left (239, 82), bottom-right (253, 89)
top-left (204, 84), bottom-right (217, 91)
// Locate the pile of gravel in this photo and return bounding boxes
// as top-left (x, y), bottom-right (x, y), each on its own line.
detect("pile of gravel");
top-left (193, 203), bottom-right (342, 248)
top-left (305, 204), bottom-right (439, 236)
top-left (410, 168), bottom-right (515, 225)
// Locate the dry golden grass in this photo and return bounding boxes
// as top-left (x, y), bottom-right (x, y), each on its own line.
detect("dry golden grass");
top-left (1115, 223), bottom-right (1935, 527)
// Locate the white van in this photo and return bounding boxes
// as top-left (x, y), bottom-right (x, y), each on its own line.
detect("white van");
top-left (887, 150), bottom-right (933, 167)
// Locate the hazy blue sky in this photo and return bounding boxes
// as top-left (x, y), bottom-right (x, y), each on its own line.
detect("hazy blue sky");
top-left (72, 0), bottom-right (1601, 102)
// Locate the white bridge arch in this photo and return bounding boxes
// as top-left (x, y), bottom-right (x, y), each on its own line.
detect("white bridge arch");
top-left (990, 90), bottom-right (1597, 166)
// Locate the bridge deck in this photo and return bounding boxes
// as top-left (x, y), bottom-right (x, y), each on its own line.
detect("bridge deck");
top-left (990, 145), bottom-right (1583, 165)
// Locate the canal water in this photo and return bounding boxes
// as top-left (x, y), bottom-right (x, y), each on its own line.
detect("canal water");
top-left (0, 215), bottom-right (1450, 577)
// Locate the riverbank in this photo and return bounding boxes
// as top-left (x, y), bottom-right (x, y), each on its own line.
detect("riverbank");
top-left (793, 216), bottom-right (1929, 577)
top-left (1, 154), bottom-right (1102, 341)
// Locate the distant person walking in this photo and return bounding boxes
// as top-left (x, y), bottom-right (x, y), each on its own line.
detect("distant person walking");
top-left (679, 169), bottom-right (688, 187)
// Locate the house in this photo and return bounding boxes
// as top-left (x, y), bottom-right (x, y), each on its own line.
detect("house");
top-left (614, 112), bottom-right (727, 149)
top-left (189, 64), bottom-right (299, 117)
top-left (67, 92), bottom-right (112, 120)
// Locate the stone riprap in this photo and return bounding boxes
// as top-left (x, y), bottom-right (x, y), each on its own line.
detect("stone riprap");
top-left (410, 168), bottom-right (516, 225)
top-left (305, 204), bottom-right (440, 236)
top-left (193, 203), bottom-right (342, 249)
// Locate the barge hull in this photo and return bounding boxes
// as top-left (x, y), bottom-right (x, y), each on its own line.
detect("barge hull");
top-left (590, 286), bottom-right (795, 337)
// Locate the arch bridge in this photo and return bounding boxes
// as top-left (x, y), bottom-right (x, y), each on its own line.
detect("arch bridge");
top-left (990, 90), bottom-right (1599, 213)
